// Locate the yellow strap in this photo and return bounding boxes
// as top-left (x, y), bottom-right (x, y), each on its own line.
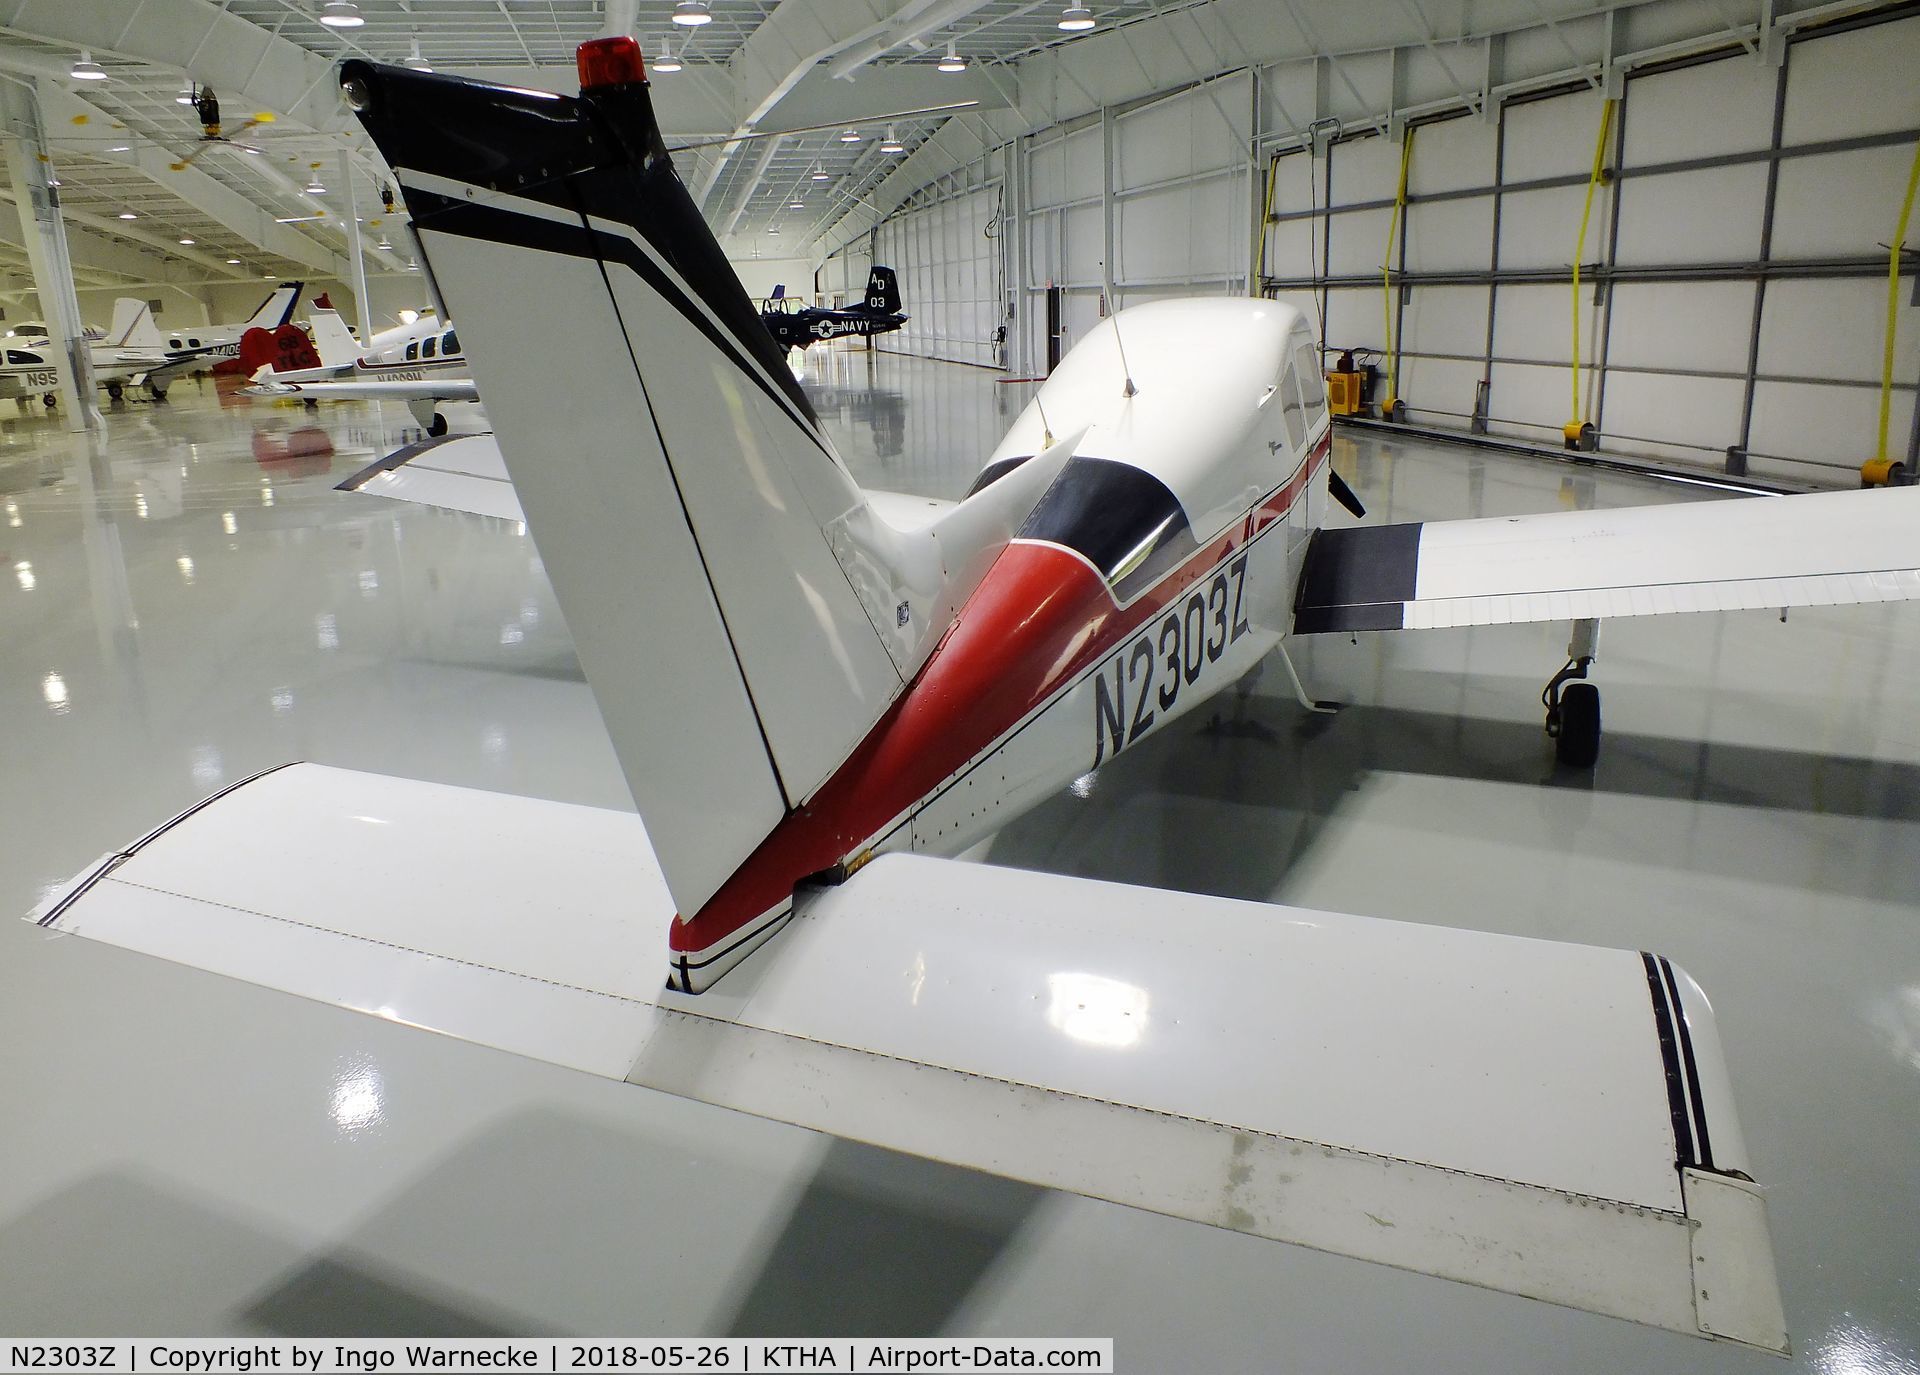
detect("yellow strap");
top-left (1255, 153), bottom-right (1279, 283)
top-left (1571, 98), bottom-right (1615, 427)
top-left (1878, 139), bottom-right (1920, 463)
top-left (1381, 130), bottom-right (1414, 402)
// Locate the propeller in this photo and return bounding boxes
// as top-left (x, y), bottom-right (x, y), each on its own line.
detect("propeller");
top-left (1327, 468), bottom-right (1366, 519)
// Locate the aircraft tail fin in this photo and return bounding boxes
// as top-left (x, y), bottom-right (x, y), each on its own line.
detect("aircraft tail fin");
top-left (344, 50), bottom-right (912, 928)
top-left (307, 304), bottom-right (362, 369)
top-left (242, 282), bottom-right (304, 331)
top-left (103, 297), bottom-right (152, 348)
top-left (863, 265), bottom-right (900, 314)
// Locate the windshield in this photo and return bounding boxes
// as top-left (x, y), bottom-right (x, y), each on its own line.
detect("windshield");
top-left (1018, 456), bottom-right (1196, 603)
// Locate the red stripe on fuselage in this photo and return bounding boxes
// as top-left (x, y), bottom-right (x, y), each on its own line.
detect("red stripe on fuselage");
top-left (669, 435), bottom-right (1331, 961)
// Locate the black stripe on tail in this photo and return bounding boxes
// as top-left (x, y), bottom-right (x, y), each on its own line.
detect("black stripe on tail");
top-left (339, 59), bottom-right (820, 435)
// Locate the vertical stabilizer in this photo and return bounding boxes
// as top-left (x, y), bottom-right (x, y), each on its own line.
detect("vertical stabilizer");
top-left (343, 50), bottom-right (909, 921)
top-left (307, 306), bottom-right (362, 369)
top-left (104, 298), bottom-right (154, 348)
top-left (864, 266), bottom-right (900, 314)
top-left (242, 282), bottom-right (304, 331)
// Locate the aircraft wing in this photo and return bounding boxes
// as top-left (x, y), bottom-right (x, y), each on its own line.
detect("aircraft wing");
top-left (1294, 484), bottom-right (1920, 632)
top-left (29, 761), bottom-right (1786, 1353)
top-left (244, 376), bottom-right (481, 404)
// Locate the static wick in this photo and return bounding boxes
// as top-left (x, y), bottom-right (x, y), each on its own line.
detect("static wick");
top-left (1035, 391), bottom-right (1056, 450)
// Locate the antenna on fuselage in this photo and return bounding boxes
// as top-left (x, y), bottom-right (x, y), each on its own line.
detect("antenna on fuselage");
top-left (1034, 390), bottom-right (1056, 448)
top-left (1111, 314), bottom-right (1137, 398)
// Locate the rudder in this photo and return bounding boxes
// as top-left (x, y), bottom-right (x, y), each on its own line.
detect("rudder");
top-left (344, 52), bottom-right (907, 925)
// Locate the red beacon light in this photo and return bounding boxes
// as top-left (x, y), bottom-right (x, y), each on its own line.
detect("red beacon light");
top-left (577, 35), bottom-right (647, 90)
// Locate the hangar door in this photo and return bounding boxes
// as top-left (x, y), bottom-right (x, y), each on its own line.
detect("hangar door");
top-left (1259, 9), bottom-right (1920, 485)
top-left (873, 179), bottom-right (1004, 367)
top-left (1025, 122), bottom-right (1104, 372)
top-left (1111, 73), bottom-right (1254, 309)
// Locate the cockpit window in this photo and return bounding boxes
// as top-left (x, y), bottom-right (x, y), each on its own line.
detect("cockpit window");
top-left (442, 330), bottom-right (459, 355)
top-left (405, 341), bottom-right (419, 361)
top-left (6, 349), bottom-right (42, 365)
top-left (422, 337), bottom-right (437, 358)
top-left (1018, 456), bottom-right (1196, 603)
top-left (1292, 337), bottom-right (1327, 430)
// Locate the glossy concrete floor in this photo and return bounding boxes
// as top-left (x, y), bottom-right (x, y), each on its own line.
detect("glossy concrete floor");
top-left (2, 352), bottom-right (1916, 1373)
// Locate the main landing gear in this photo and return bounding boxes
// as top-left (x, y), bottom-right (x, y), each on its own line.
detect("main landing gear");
top-left (1542, 618), bottom-right (1601, 767)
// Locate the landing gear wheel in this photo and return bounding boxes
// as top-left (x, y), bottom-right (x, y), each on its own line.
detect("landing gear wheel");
top-left (106, 382), bottom-right (123, 402)
top-left (1552, 682), bottom-right (1601, 768)
top-left (42, 392), bottom-right (56, 408)
top-left (426, 411), bottom-right (448, 437)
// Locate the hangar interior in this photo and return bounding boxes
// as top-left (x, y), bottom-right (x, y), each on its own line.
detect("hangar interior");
top-left (1, 1), bottom-right (1917, 1371)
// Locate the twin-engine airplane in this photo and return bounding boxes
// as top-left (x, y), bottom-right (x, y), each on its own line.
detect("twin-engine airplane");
top-left (245, 307), bottom-right (478, 432)
top-left (245, 308), bottom-right (479, 433)
top-left (31, 39), bottom-right (1920, 1355)
top-left (760, 266), bottom-right (908, 352)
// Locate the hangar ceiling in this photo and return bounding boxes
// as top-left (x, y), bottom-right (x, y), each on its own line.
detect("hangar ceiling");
top-left (0, 0), bottom-right (1863, 306)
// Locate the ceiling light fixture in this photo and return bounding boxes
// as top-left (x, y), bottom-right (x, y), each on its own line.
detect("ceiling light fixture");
top-left (672, 1), bottom-right (712, 26)
top-left (108, 144), bottom-right (131, 153)
top-left (880, 126), bottom-right (905, 154)
top-left (810, 165), bottom-right (829, 181)
top-left (118, 211), bottom-right (137, 220)
top-left (839, 127), bottom-right (862, 143)
top-left (653, 40), bottom-right (683, 73)
top-left (305, 176), bottom-right (327, 194)
top-left (178, 237), bottom-right (195, 245)
top-left (318, 1), bottom-right (365, 29)
top-left (404, 39), bottom-right (432, 72)
top-left (70, 50), bottom-right (107, 81)
top-left (376, 235), bottom-right (393, 250)
top-left (1058, 5), bottom-right (1096, 31)
top-left (937, 40), bottom-right (965, 72)
top-left (227, 257), bottom-right (241, 264)
top-left (789, 199), bottom-right (805, 209)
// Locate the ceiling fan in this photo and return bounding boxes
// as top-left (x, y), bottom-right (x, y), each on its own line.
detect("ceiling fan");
top-left (169, 86), bottom-right (277, 170)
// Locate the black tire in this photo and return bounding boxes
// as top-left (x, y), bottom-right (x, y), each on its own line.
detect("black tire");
top-left (106, 383), bottom-right (123, 401)
top-left (426, 411), bottom-right (449, 437)
top-left (1555, 682), bottom-right (1601, 768)
top-left (42, 392), bottom-right (56, 408)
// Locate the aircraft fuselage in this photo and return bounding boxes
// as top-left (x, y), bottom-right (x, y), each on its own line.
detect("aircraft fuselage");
top-left (670, 303), bottom-right (1331, 988)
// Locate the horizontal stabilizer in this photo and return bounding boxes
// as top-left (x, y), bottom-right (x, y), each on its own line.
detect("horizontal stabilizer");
top-left (338, 435), bottom-right (521, 521)
top-left (1295, 484), bottom-right (1920, 632)
top-left (29, 764), bottom-right (1785, 1353)
top-left (336, 431), bottom-right (953, 535)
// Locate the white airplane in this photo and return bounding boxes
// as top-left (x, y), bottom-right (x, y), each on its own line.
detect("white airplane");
top-left (0, 300), bottom-right (173, 405)
top-left (247, 309), bottom-right (478, 432)
top-left (31, 44), bottom-right (1920, 1355)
